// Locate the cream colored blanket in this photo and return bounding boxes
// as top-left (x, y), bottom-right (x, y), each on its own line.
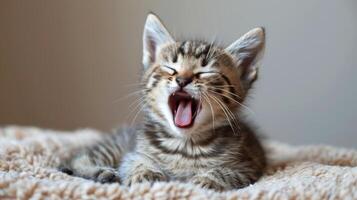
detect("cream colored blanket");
top-left (0, 126), bottom-right (356, 199)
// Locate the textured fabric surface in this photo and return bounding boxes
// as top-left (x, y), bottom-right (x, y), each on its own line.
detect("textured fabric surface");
top-left (0, 126), bottom-right (356, 199)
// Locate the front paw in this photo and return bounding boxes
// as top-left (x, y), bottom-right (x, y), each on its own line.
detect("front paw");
top-left (93, 168), bottom-right (121, 183)
top-left (191, 176), bottom-right (225, 191)
top-left (125, 170), bottom-right (167, 186)
top-left (59, 166), bottom-right (120, 183)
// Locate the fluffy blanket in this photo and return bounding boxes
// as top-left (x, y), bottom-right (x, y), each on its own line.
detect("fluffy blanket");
top-left (0, 126), bottom-right (356, 199)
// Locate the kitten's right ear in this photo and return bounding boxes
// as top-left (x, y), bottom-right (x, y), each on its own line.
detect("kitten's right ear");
top-left (142, 13), bottom-right (174, 69)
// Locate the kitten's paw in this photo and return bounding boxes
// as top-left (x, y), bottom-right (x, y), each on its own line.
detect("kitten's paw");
top-left (191, 176), bottom-right (225, 191)
top-left (59, 166), bottom-right (120, 183)
top-left (94, 168), bottom-right (121, 183)
top-left (125, 170), bottom-right (167, 186)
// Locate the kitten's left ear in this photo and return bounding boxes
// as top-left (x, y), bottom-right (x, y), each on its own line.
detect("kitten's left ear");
top-left (225, 27), bottom-right (265, 89)
top-left (143, 13), bottom-right (174, 69)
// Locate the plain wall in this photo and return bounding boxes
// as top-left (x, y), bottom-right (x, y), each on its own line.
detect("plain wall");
top-left (0, 0), bottom-right (356, 148)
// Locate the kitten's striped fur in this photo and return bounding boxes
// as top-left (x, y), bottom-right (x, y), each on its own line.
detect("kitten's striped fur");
top-left (60, 14), bottom-right (266, 191)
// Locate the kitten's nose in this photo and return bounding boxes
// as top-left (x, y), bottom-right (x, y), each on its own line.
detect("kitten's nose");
top-left (176, 76), bottom-right (192, 88)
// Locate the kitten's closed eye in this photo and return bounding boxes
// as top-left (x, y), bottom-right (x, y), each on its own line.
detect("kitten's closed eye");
top-left (195, 71), bottom-right (219, 79)
top-left (162, 65), bottom-right (177, 75)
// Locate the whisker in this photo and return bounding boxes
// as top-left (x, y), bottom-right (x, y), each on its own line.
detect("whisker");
top-left (207, 92), bottom-right (239, 134)
top-left (126, 97), bottom-right (147, 119)
top-left (207, 84), bottom-right (237, 88)
top-left (112, 88), bottom-right (149, 103)
top-left (130, 102), bottom-right (147, 126)
top-left (201, 92), bottom-right (216, 131)
top-left (206, 38), bottom-right (216, 61)
top-left (210, 96), bottom-right (237, 134)
top-left (128, 95), bottom-right (147, 109)
top-left (207, 86), bottom-right (242, 99)
top-left (122, 82), bottom-right (146, 87)
top-left (210, 93), bottom-right (240, 129)
top-left (207, 89), bottom-right (254, 115)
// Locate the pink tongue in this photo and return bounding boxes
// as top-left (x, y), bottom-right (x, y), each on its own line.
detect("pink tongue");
top-left (174, 100), bottom-right (193, 127)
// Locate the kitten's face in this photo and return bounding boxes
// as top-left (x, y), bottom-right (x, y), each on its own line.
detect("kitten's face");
top-left (141, 14), bottom-right (265, 137)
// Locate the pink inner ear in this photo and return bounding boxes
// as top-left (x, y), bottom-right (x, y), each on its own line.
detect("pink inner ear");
top-left (143, 14), bottom-right (174, 68)
top-left (147, 37), bottom-right (157, 63)
top-left (225, 27), bottom-right (265, 72)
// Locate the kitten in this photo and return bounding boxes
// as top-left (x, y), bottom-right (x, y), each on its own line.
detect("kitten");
top-left (60, 13), bottom-right (266, 191)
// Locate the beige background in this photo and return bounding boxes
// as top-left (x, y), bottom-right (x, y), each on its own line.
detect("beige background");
top-left (1, 0), bottom-right (356, 147)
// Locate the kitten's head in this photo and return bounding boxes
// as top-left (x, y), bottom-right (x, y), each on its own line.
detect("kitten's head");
top-left (141, 13), bottom-right (265, 137)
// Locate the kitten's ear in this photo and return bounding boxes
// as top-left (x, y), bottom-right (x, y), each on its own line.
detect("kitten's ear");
top-left (142, 13), bottom-right (174, 69)
top-left (225, 27), bottom-right (265, 89)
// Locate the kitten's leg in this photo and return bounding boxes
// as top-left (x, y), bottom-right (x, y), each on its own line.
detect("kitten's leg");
top-left (60, 151), bottom-right (121, 183)
top-left (119, 152), bottom-right (168, 186)
top-left (60, 128), bottom-right (136, 183)
top-left (190, 167), bottom-right (261, 191)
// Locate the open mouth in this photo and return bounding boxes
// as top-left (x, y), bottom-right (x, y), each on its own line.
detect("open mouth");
top-left (168, 90), bottom-right (200, 128)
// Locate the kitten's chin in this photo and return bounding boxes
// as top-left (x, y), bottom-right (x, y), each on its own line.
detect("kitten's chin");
top-left (168, 90), bottom-right (201, 129)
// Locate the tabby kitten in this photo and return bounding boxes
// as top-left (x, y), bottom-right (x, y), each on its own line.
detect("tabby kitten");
top-left (61, 13), bottom-right (266, 191)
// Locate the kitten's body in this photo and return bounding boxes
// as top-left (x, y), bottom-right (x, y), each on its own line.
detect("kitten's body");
top-left (120, 119), bottom-right (265, 189)
top-left (61, 14), bottom-right (267, 191)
